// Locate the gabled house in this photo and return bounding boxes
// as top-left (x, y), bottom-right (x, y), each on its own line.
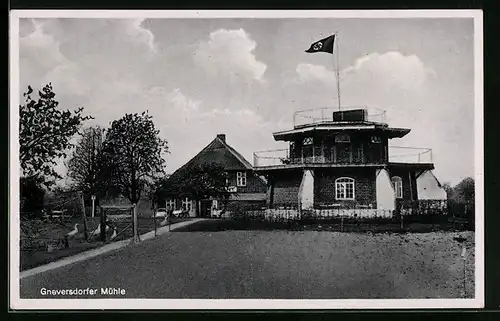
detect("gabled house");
top-left (161, 134), bottom-right (267, 217)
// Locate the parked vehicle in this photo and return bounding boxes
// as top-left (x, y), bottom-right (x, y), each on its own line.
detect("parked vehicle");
top-left (153, 208), bottom-right (168, 218)
top-left (172, 209), bottom-right (189, 218)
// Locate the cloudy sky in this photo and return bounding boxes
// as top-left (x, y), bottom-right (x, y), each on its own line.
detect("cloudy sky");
top-left (18, 16), bottom-right (475, 185)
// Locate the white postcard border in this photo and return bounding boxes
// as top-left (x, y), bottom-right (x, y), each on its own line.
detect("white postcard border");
top-left (9, 9), bottom-right (484, 310)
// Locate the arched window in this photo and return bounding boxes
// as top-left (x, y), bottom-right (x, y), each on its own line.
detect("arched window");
top-left (335, 177), bottom-right (355, 200)
top-left (392, 176), bottom-right (403, 198)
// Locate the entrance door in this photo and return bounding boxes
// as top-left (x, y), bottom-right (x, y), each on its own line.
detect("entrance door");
top-left (200, 200), bottom-right (212, 218)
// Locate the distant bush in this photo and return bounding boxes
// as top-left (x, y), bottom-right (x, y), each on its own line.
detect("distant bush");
top-left (20, 177), bottom-right (46, 219)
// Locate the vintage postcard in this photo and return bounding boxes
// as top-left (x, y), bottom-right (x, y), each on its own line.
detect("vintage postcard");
top-left (9, 10), bottom-right (484, 310)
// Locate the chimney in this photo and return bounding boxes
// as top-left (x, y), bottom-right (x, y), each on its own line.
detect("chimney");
top-left (217, 134), bottom-right (226, 142)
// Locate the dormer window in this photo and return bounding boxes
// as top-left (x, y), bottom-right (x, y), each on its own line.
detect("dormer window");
top-left (303, 137), bottom-right (313, 145)
top-left (335, 134), bottom-right (350, 143)
top-left (371, 136), bottom-right (382, 143)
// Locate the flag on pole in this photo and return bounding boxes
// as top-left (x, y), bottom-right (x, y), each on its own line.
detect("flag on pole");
top-left (305, 34), bottom-right (336, 54)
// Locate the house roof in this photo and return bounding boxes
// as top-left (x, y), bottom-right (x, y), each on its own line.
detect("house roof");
top-left (273, 122), bottom-right (411, 141)
top-left (168, 135), bottom-right (255, 182)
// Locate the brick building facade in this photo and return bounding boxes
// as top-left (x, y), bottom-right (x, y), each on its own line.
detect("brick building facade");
top-left (253, 108), bottom-right (447, 214)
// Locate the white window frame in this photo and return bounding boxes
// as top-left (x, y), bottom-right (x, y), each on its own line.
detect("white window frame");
top-left (392, 176), bottom-right (403, 199)
top-left (335, 177), bottom-right (355, 200)
top-left (181, 197), bottom-right (191, 211)
top-left (237, 172), bottom-right (247, 187)
top-left (303, 137), bottom-right (313, 145)
top-left (166, 199), bottom-right (175, 210)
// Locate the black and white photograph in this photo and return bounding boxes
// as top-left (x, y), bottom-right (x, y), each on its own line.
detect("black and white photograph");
top-left (9, 10), bottom-right (483, 310)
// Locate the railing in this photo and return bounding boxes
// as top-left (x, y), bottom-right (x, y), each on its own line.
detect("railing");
top-left (388, 146), bottom-right (433, 163)
top-left (293, 107), bottom-right (387, 128)
top-left (253, 146), bottom-right (432, 168)
top-left (253, 149), bottom-right (289, 167)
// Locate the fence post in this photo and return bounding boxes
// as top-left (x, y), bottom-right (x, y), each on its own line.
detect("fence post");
top-left (100, 205), bottom-right (106, 242)
top-left (79, 192), bottom-right (88, 240)
top-left (153, 205), bottom-right (157, 237)
top-left (341, 216), bottom-right (344, 232)
top-left (91, 195), bottom-right (96, 218)
top-left (132, 203), bottom-right (139, 243)
top-left (462, 245), bottom-right (467, 297)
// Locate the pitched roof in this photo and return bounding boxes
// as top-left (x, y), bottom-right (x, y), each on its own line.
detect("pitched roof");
top-left (171, 135), bottom-right (253, 178)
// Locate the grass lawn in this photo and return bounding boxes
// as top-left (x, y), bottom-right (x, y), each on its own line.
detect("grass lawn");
top-left (19, 216), bottom-right (192, 271)
top-left (20, 224), bottom-right (475, 299)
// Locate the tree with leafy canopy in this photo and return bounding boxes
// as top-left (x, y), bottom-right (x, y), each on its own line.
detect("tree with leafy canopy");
top-left (442, 182), bottom-right (453, 200)
top-left (156, 162), bottom-right (232, 216)
top-left (444, 177), bottom-right (475, 229)
top-left (20, 83), bottom-right (93, 187)
top-left (453, 177), bottom-right (475, 205)
top-left (102, 112), bottom-right (168, 204)
top-left (66, 125), bottom-right (109, 200)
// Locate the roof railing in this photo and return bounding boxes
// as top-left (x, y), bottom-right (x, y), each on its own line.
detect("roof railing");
top-left (253, 145), bottom-right (432, 168)
top-left (293, 106), bottom-right (387, 128)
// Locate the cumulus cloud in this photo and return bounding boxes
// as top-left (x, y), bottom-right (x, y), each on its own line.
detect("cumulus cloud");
top-left (342, 51), bottom-right (436, 91)
top-left (121, 18), bottom-right (157, 55)
top-left (296, 63), bottom-right (337, 87)
top-left (294, 52), bottom-right (435, 92)
top-left (19, 19), bottom-right (67, 75)
top-left (165, 88), bottom-right (201, 113)
top-left (127, 87), bottom-right (283, 172)
top-left (193, 28), bottom-right (267, 83)
top-left (292, 51), bottom-right (438, 123)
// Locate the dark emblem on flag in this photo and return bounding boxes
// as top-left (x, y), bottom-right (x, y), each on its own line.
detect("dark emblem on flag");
top-left (312, 42), bottom-right (323, 51)
top-left (305, 34), bottom-right (336, 54)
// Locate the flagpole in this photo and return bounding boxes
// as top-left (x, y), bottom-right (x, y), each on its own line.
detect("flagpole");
top-left (335, 31), bottom-right (341, 111)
